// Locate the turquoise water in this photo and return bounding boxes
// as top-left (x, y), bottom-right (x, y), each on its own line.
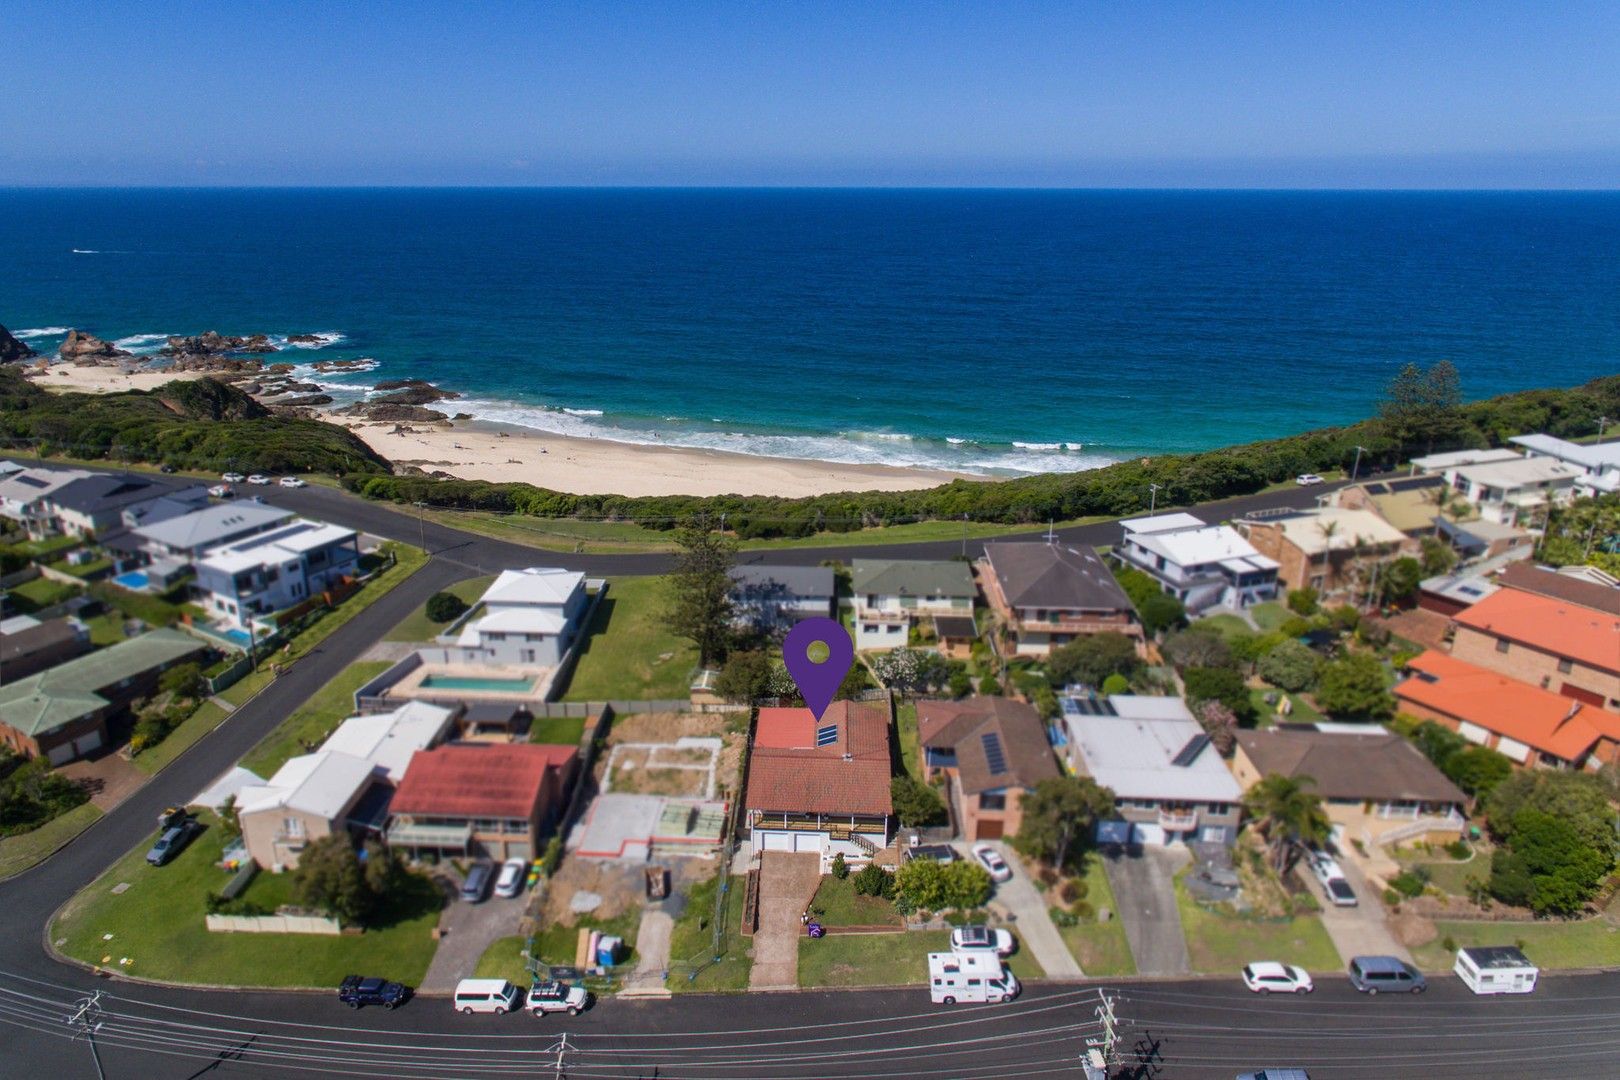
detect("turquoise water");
top-left (5, 189), bottom-right (1618, 476)
top-left (419, 674), bottom-right (539, 693)
top-left (111, 570), bottom-right (149, 590)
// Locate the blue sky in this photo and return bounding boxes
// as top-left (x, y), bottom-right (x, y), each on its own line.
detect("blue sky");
top-left (3, 1), bottom-right (1617, 187)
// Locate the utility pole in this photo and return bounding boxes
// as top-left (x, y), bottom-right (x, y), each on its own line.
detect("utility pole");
top-left (1351, 444), bottom-right (1368, 482)
top-left (961, 512), bottom-right (969, 560)
top-left (413, 500), bottom-right (427, 555)
top-left (1148, 483), bottom-right (1161, 514)
top-left (66, 991), bottom-right (107, 1080)
top-left (1082, 989), bottom-right (1120, 1080)
top-left (548, 1032), bottom-right (572, 1080)
top-left (1600, 415), bottom-right (1611, 440)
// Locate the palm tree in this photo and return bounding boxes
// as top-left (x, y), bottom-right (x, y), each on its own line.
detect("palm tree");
top-left (1243, 774), bottom-right (1331, 875)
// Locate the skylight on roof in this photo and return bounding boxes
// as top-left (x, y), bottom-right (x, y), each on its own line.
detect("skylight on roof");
top-left (980, 732), bottom-right (1007, 774)
top-left (815, 724), bottom-right (838, 747)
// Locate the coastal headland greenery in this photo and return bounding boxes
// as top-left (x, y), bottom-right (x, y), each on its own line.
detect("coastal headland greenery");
top-left (4, 363), bottom-right (1618, 540)
top-left (0, 367), bottom-right (387, 476)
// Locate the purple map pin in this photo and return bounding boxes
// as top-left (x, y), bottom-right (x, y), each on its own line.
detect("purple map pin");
top-left (782, 617), bottom-right (853, 722)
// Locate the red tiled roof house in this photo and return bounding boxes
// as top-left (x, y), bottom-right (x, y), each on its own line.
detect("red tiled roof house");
top-left (746, 701), bottom-right (893, 870)
top-left (918, 697), bottom-right (1058, 842)
top-left (386, 742), bottom-right (578, 862)
top-left (1447, 586), bottom-right (1620, 713)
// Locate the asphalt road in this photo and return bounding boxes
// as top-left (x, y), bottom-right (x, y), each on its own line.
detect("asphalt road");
top-left (11, 470), bottom-right (1618, 1079)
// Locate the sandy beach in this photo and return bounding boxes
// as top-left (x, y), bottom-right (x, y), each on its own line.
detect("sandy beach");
top-left (327, 415), bottom-right (964, 498)
top-left (20, 364), bottom-right (963, 497)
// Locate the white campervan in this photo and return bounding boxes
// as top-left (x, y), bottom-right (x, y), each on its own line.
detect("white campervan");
top-left (928, 951), bottom-right (1020, 1004)
top-left (453, 978), bottom-right (525, 1015)
top-left (1454, 946), bottom-right (1538, 995)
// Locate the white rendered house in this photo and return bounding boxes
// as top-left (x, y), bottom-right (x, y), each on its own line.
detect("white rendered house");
top-left (449, 567), bottom-right (588, 666)
top-left (1114, 513), bottom-right (1280, 613)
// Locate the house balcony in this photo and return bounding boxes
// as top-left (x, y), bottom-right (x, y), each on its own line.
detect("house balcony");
top-left (750, 811), bottom-right (889, 837)
top-left (1158, 808), bottom-right (1200, 833)
top-left (1012, 615), bottom-right (1140, 637)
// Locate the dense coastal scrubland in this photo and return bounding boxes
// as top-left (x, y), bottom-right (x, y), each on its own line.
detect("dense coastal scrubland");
top-left (3, 359), bottom-right (1615, 540)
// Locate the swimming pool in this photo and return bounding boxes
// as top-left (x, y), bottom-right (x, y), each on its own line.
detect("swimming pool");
top-left (221, 627), bottom-right (254, 647)
top-left (111, 570), bottom-right (150, 590)
top-left (419, 674), bottom-right (538, 693)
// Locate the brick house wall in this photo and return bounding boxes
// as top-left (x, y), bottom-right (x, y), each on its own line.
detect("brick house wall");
top-left (1450, 625), bottom-right (1620, 712)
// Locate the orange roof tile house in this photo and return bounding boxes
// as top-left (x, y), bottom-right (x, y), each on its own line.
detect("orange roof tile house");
top-left (1448, 588), bottom-right (1620, 712)
top-left (386, 742), bottom-right (579, 862)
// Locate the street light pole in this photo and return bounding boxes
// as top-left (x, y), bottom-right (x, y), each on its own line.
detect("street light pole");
top-left (413, 501), bottom-right (427, 555)
top-left (1600, 415), bottom-right (1611, 439)
top-left (1351, 445), bottom-right (1367, 482)
top-left (1148, 483), bottom-right (1161, 514)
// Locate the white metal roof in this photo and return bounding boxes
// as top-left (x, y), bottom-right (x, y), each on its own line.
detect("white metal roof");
top-left (1121, 512), bottom-right (1207, 536)
top-left (1452, 456), bottom-right (1582, 489)
top-left (0, 468), bottom-right (92, 508)
top-left (1066, 695), bottom-right (1243, 803)
top-left (1262, 508), bottom-right (1407, 555)
top-left (1129, 523), bottom-right (1276, 570)
top-left (1409, 448), bottom-right (1521, 472)
top-left (481, 567), bottom-right (585, 607)
top-left (322, 701), bottom-right (455, 782)
top-left (1511, 434), bottom-right (1620, 473)
top-left (236, 751), bottom-right (375, 819)
top-left (198, 518), bottom-right (356, 573)
top-left (458, 607), bottom-right (571, 644)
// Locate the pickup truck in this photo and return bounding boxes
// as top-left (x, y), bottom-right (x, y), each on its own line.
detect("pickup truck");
top-left (338, 976), bottom-right (412, 1010)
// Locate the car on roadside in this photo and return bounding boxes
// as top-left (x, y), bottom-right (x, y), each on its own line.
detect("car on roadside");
top-left (207, 483), bottom-right (234, 498)
top-left (145, 820), bottom-right (200, 866)
top-left (159, 463), bottom-right (177, 474)
top-left (1237, 1070), bottom-right (1311, 1080)
top-left (278, 476), bottom-right (307, 488)
top-left (1295, 473), bottom-right (1325, 486)
top-left (221, 471), bottom-right (245, 483)
top-left (1306, 850), bottom-right (1357, 906)
top-left (494, 857), bottom-right (528, 899)
top-left (950, 925), bottom-right (1015, 956)
top-left (1324, 877), bottom-right (1357, 907)
top-left (338, 975), bottom-right (412, 1010)
top-left (1241, 962), bottom-right (1314, 995)
top-left (246, 473), bottom-right (271, 485)
top-left (460, 860), bottom-right (495, 902)
top-left (1348, 955), bottom-right (1426, 995)
top-left (525, 981), bottom-right (589, 1017)
top-left (970, 843), bottom-right (1012, 883)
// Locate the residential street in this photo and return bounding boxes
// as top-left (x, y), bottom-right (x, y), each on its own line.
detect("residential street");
top-left (1105, 846), bottom-right (1193, 976)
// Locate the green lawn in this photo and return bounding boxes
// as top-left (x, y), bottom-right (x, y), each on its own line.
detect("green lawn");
top-left (8, 575), bottom-right (80, 611)
top-left (238, 662), bottom-right (392, 778)
top-left (667, 872), bottom-right (752, 992)
top-left (1194, 613), bottom-right (1252, 640)
top-left (1249, 687), bottom-right (1324, 726)
top-left (1058, 857), bottom-right (1136, 976)
top-left (1411, 914), bottom-right (1620, 972)
top-left (529, 715), bottom-right (587, 746)
top-left (798, 929), bottom-right (949, 988)
top-left (49, 556), bottom-right (114, 579)
top-left (53, 812), bottom-right (443, 987)
top-left (1175, 876), bottom-right (1340, 974)
top-left (810, 875), bottom-right (905, 928)
top-left (84, 612), bottom-right (128, 646)
top-left (89, 580), bottom-right (191, 627)
top-left (474, 934), bottom-right (534, 985)
top-left (2, 533), bottom-right (79, 560)
top-left (133, 700), bottom-right (231, 775)
top-left (386, 574), bottom-right (494, 642)
top-left (896, 702), bottom-right (922, 780)
top-left (1004, 931), bottom-right (1046, 981)
top-left (1249, 601), bottom-right (1293, 632)
top-left (559, 577), bottom-right (697, 701)
top-left (528, 910), bottom-right (640, 974)
top-left (0, 803), bottom-right (102, 881)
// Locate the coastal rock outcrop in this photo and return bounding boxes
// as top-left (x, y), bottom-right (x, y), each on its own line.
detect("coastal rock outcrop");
top-left (0, 324), bottom-right (34, 364)
top-left (272, 393), bottom-right (334, 408)
top-left (313, 359), bottom-right (371, 373)
top-left (286, 333), bottom-right (323, 344)
top-left (164, 331), bottom-right (277, 355)
top-left (156, 377), bottom-right (270, 421)
top-left (370, 378), bottom-right (462, 406)
top-left (334, 401), bottom-right (448, 423)
top-left (58, 330), bottom-right (128, 362)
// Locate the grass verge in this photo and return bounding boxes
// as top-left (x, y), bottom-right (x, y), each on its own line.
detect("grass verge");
top-left (1175, 876), bottom-right (1340, 974)
top-left (810, 875), bottom-right (904, 928)
top-left (1410, 912), bottom-right (1620, 972)
top-left (133, 699), bottom-right (231, 775)
top-left (667, 872), bottom-right (752, 992)
top-left (474, 934), bottom-right (534, 986)
top-left (52, 812), bottom-right (442, 987)
top-left (1058, 857), bottom-right (1136, 976)
top-left (386, 574), bottom-right (494, 642)
top-left (798, 929), bottom-right (949, 988)
top-left (0, 803), bottom-right (103, 882)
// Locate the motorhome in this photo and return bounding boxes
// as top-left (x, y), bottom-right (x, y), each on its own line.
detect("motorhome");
top-left (927, 951), bottom-right (1019, 1005)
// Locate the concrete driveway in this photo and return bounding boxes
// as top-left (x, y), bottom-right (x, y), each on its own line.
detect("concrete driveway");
top-left (1103, 846), bottom-right (1191, 976)
top-left (1301, 855), bottom-right (1412, 966)
top-left (419, 877), bottom-right (529, 993)
top-left (748, 852), bottom-right (821, 990)
top-left (964, 841), bottom-right (1081, 977)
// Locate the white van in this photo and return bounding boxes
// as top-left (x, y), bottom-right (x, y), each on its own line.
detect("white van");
top-left (928, 951), bottom-right (1020, 1005)
top-left (453, 978), bottom-right (524, 1015)
top-left (1454, 946), bottom-right (1538, 995)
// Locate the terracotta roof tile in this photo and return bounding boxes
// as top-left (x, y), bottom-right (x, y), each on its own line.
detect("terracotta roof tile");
top-left (390, 742), bottom-right (576, 820)
top-left (1396, 651), bottom-right (1605, 763)
top-left (917, 697), bottom-right (1060, 794)
top-left (1453, 589), bottom-right (1620, 674)
top-left (747, 701), bottom-right (893, 816)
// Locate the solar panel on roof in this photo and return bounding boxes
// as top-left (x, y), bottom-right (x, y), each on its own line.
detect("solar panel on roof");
top-left (815, 724), bottom-right (838, 747)
top-left (1170, 733), bottom-right (1211, 767)
top-left (1063, 696), bottom-right (1117, 717)
top-left (980, 732), bottom-right (1008, 774)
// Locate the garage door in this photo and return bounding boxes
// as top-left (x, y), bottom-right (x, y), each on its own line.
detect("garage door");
top-left (976, 819), bottom-right (1004, 840)
top-left (760, 832), bottom-right (793, 852)
top-left (72, 731), bottom-right (103, 757)
top-left (1131, 824), bottom-right (1166, 847)
top-left (1458, 722), bottom-right (1490, 746)
top-left (793, 834), bottom-right (823, 854)
top-left (46, 743), bottom-right (74, 766)
top-left (1496, 737), bottom-right (1531, 763)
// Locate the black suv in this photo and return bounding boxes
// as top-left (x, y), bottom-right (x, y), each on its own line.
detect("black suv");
top-left (338, 976), bottom-right (412, 1010)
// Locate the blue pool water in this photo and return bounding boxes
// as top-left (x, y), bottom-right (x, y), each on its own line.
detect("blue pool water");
top-left (419, 674), bottom-right (538, 693)
top-left (221, 628), bottom-right (253, 647)
top-left (112, 570), bottom-right (149, 590)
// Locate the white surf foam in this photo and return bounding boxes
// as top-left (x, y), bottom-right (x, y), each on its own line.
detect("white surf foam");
top-left (112, 333), bottom-right (176, 355)
top-left (12, 327), bottom-right (70, 339)
top-left (272, 332), bottom-right (346, 350)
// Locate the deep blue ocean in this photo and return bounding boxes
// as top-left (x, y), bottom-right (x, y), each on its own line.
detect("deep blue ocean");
top-left (3, 189), bottom-right (1618, 476)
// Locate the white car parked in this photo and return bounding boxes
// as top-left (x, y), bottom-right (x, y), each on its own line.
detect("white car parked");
top-left (494, 857), bottom-right (527, 899)
top-left (1307, 850), bottom-right (1358, 907)
top-left (246, 474), bottom-right (271, 485)
top-left (207, 484), bottom-right (234, 499)
top-left (950, 925), bottom-right (1015, 956)
top-left (1242, 961), bottom-right (1314, 995)
top-left (221, 472), bottom-right (245, 483)
top-left (278, 476), bottom-right (307, 488)
top-left (525, 981), bottom-right (589, 1017)
top-left (1294, 473), bottom-right (1325, 486)
top-left (970, 843), bottom-right (1012, 883)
